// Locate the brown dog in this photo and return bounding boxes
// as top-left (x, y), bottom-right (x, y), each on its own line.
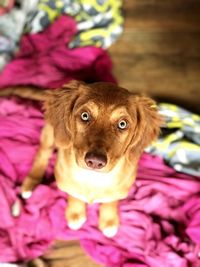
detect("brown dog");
top-left (19, 80), bottom-right (162, 237)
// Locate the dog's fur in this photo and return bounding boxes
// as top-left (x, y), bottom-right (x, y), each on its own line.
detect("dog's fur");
top-left (7, 80), bottom-right (162, 237)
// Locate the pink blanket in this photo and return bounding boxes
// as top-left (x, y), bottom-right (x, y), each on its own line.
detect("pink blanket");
top-left (0, 15), bottom-right (115, 88)
top-left (0, 14), bottom-right (199, 267)
top-left (0, 96), bottom-right (199, 267)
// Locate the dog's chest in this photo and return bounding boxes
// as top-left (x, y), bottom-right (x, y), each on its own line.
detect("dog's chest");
top-left (55, 152), bottom-right (134, 203)
top-left (73, 167), bottom-right (116, 187)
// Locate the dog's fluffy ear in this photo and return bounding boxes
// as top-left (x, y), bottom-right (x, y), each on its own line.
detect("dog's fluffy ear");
top-left (44, 80), bottom-right (84, 148)
top-left (129, 95), bottom-right (163, 158)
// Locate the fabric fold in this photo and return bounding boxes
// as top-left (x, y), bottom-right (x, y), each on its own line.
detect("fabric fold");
top-left (0, 15), bottom-right (116, 88)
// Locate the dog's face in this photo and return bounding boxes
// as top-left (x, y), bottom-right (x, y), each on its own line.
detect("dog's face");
top-left (45, 81), bottom-right (162, 172)
top-left (71, 87), bottom-right (138, 172)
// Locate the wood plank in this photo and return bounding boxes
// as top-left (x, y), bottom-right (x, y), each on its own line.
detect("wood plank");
top-left (124, 0), bottom-right (200, 31)
top-left (109, 0), bottom-right (200, 113)
top-left (110, 31), bottom-right (200, 56)
top-left (38, 241), bottom-right (102, 267)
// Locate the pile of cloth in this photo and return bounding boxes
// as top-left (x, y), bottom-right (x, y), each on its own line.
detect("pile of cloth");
top-left (0, 1), bottom-right (200, 267)
top-left (147, 103), bottom-right (200, 177)
top-left (0, 0), bottom-right (123, 72)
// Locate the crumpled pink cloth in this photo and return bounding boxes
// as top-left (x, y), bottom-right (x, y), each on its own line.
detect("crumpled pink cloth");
top-left (0, 15), bottom-right (116, 88)
top-left (0, 96), bottom-right (200, 267)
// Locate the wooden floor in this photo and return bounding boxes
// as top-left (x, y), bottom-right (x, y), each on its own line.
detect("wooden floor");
top-left (110, 0), bottom-right (200, 114)
top-left (33, 240), bottom-right (102, 267)
top-left (33, 1), bottom-right (200, 267)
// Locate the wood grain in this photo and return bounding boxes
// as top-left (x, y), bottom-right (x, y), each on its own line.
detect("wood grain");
top-left (30, 240), bottom-right (102, 267)
top-left (109, 0), bottom-right (200, 113)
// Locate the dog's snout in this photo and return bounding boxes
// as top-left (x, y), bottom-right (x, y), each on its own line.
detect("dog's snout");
top-left (85, 151), bottom-right (107, 170)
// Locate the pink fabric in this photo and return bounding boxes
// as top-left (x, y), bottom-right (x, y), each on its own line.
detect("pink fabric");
top-left (0, 96), bottom-right (200, 267)
top-left (0, 15), bottom-right (116, 88)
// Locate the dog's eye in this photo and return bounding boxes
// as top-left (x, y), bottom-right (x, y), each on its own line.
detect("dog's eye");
top-left (118, 120), bottom-right (127, 130)
top-left (81, 112), bottom-right (90, 122)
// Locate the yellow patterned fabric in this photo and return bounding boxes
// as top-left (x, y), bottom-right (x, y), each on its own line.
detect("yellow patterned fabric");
top-left (25, 0), bottom-right (124, 48)
top-left (147, 103), bottom-right (200, 176)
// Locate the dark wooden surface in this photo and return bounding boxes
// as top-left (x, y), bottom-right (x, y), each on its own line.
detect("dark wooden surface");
top-left (35, 240), bottom-right (102, 267)
top-left (109, 0), bottom-right (200, 113)
top-left (35, 1), bottom-right (200, 267)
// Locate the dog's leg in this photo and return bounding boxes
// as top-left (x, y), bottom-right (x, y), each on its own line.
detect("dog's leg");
top-left (21, 123), bottom-right (54, 198)
top-left (66, 195), bottom-right (87, 230)
top-left (99, 201), bottom-right (119, 238)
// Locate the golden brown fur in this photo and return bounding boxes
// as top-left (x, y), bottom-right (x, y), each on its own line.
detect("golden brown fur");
top-left (14, 80), bottom-right (162, 237)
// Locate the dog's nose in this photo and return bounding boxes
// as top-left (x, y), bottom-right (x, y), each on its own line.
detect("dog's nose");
top-left (85, 151), bottom-right (107, 170)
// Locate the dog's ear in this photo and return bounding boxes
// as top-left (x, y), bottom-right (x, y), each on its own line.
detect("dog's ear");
top-left (44, 80), bottom-right (84, 148)
top-left (129, 95), bottom-right (163, 159)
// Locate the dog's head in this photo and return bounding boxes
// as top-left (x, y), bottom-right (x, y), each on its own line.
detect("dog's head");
top-left (45, 80), bottom-right (162, 172)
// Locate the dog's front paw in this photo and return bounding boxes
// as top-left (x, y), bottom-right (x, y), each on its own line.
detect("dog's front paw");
top-left (99, 218), bottom-right (119, 238)
top-left (21, 176), bottom-right (33, 199)
top-left (99, 201), bottom-right (119, 238)
top-left (21, 175), bottom-right (41, 199)
top-left (21, 190), bottom-right (33, 199)
top-left (65, 196), bottom-right (87, 230)
top-left (66, 211), bottom-right (86, 230)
